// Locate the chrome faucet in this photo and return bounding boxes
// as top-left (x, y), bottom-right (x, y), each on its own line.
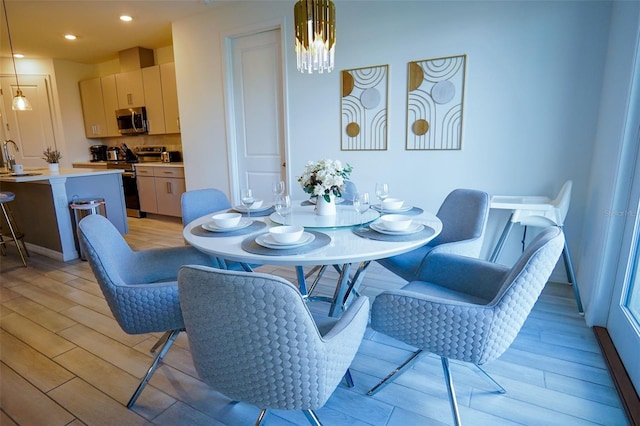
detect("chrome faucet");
top-left (3, 140), bottom-right (19, 171)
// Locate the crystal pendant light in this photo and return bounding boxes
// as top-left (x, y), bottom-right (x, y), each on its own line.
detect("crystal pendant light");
top-left (294, 0), bottom-right (335, 74)
top-left (2, 0), bottom-right (32, 111)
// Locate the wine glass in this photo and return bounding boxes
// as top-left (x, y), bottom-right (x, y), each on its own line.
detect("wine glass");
top-left (272, 180), bottom-right (285, 198)
top-left (240, 188), bottom-right (255, 220)
top-left (353, 192), bottom-right (370, 227)
top-left (274, 194), bottom-right (292, 225)
top-left (375, 183), bottom-right (389, 213)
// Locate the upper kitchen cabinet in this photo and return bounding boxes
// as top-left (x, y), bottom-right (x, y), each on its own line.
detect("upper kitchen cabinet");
top-left (161, 62), bottom-right (180, 134)
top-left (115, 70), bottom-right (145, 108)
top-left (101, 75), bottom-right (120, 136)
top-left (79, 78), bottom-right (107, 137)
top-left (79, 75), bottom-right (120, 138)
top-left (142, 63), bottom-right (180, 135)
top-left (142, 66), bottom-right (165, 134)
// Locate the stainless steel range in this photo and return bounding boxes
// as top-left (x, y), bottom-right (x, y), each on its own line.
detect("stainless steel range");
top-left (106, 160), bottom-right (143, 218)
top-left (107, 145), bottom-right (166, 218)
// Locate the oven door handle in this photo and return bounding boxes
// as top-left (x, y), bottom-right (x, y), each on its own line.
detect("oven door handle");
top-left (122, 172), bottom-right (135, 178)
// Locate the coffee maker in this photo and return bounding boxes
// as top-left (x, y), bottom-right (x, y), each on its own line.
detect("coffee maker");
top-left (89, 145), bottom-right (107, 162)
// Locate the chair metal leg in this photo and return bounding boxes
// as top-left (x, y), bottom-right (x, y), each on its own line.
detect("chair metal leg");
top-left (254, 409), bottom-right (268, 426)
top-left (127, 328), bottom-right (181, 408)
top-left (149, 330), bottom-right (172, 354)
top-left (343, 368), bottom-right (355, 388)
top-left (489, 214), bottom-right (514, 262)
top-left (0, 202), bottom-right (29, 267)
top-left (560, 231), bottom-right (584, 314)
top-left (303, 409), bottom-right (322, 426)
top-left (441, 357), bottom-right (462, 426)
top-left (367, 349), bottom-right (425, 396)
top-left (472, 364), bottom-right (506, 394)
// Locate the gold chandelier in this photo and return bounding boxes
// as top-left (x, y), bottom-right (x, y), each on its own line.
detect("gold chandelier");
top-left (294, 0), bottom-right (335, 74)
top-left (2, 0), bottom-right (31, 111)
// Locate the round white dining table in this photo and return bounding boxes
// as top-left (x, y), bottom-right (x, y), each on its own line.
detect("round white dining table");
top-left (183, 202), bottom-right (442, 316)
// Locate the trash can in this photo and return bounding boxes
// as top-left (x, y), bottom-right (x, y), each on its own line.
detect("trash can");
top-left (70, 197), bottom-right (107, 260)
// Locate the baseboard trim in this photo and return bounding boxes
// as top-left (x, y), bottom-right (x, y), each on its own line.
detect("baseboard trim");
top-left (593, 326), bottom-right (640, 425)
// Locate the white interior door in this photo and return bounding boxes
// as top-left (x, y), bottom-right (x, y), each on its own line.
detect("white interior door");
top-left (228, 28), bottom-right (285, 205)
top-left (0, 75), bottom-right (57, 168)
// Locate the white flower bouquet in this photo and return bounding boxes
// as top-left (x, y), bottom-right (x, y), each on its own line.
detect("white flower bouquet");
top-left (298, 159), bottom-right (352, 202)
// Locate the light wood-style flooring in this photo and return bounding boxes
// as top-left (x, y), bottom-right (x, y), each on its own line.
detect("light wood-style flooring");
top-left (0, 215), bottom-right (629, 425)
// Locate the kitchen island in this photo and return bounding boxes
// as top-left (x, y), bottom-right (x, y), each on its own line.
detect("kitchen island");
top-left (0, 167), bottom-right (127, 261)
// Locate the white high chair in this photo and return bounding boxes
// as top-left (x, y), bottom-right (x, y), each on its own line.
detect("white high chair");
top-left (489, 181), bottom-right (583, 314)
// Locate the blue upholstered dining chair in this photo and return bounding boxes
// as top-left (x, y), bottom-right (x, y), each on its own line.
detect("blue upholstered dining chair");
top-left (377, 188), bottom-right (490, 282)
top-left (368, 226), bottom-right (565, 425)
top-left (177, 266), bottom-right (370, 426)
top-left (77, 214), bottom-right (213, 408)
top-left (181, 188), bottom-right (254, 271)
top-left (341, 180), bottom-right (358, 202)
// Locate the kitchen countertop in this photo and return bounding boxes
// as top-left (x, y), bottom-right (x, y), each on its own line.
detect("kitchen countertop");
top-left (0, 167), bottom-right (123, 183)
top-left (134, 162), bottom-right (184, 168)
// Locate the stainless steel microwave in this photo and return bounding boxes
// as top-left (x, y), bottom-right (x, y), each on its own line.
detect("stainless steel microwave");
top-left (116, 107), bottom-right (147, 135)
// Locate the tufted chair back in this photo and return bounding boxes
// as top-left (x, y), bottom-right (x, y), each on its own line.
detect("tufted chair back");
top-left (377, 188), bottom-right (489, 281)
top-left (372, 226), bottom-right (563, 365)
top-left (178, 266), bottom-right (369, 419)
top-left (181, 188), bottom-right (232, 227)
top-left (78, 214), bottom-right (212, 334)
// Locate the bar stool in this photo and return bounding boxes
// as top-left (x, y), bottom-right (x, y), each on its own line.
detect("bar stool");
top-left (0, 191), bottom-right (29, 266)
top-left (489, 181), bottom-right (583, 314)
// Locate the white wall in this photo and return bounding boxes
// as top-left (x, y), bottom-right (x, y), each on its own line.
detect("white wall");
top-left (174, 1), bottom-right (611, 281)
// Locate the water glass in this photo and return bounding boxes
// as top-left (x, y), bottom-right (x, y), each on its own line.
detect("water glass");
top-left (375, 183), bottom-right (389, 212)
top-left (274, 194), bottom-right (292, 225)
top-left (353, 192), bottom-right (370, 227)
top-left (240, 188), bottom-right (254, 219)
top-left (272, 180), bottom-right (285, 198)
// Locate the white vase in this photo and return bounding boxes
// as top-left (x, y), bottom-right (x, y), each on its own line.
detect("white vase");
top-left (48, 163), bottom-right (59, 174)
top-left (315, 195), bottom-right (337, 216)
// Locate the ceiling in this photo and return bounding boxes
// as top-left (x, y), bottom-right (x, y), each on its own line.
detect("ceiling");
top-left (0, 0), bottom-right (223, 65)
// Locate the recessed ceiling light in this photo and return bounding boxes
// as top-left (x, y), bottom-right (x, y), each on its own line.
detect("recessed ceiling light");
top-left (64, 34), bottom-right (77, 40)
top-left (13, 53), bottom-right (24, 58)
top-left (120, 15), bottom-right (133, 22)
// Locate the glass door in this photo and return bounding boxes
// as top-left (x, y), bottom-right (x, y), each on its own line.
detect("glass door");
top-left (607, 126), bottom-right (640, 395)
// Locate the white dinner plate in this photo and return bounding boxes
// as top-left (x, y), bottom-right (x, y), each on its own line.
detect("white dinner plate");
top-left (255, 232), bottom-right (316, 249)
top-left (372, 203), bottom-right (413, 213)
top-left (370, 221), bottom-right (425, 235)
top-left (233, 204), bottom-right (272, 213)
top-left (202, 219), bottom-right (252, 232)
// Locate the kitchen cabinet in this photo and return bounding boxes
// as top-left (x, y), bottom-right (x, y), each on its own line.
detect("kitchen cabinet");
top-left (78, 75), bottom-right (121, 138)
top-left (142, 63), bottom-right (180, 135)
top-left (160, 62), bottom-right (180, 133)
top-left (115, 69), bottom-right (145, 108)
top-left (79, 62), bottom-right (179, 137)
top-left (142, 66), bottom-right (166, 135)
top-left (78, 78), bottom-right (107, 137)
top-left (101, 75), bottom-right (121, 136)
top-left (136, 165), bottom-right (185, 217)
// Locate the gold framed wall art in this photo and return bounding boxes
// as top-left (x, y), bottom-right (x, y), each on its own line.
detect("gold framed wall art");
top-left (406, 54), bottom-right (466, 150)
top-left (341, 64), bottom-right (388, 151)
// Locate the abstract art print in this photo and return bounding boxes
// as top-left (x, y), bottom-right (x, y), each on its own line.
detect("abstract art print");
top-left (341, 64), bottom-right (388, 151)
top-left (406, 54), bottom-right (466, 150)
